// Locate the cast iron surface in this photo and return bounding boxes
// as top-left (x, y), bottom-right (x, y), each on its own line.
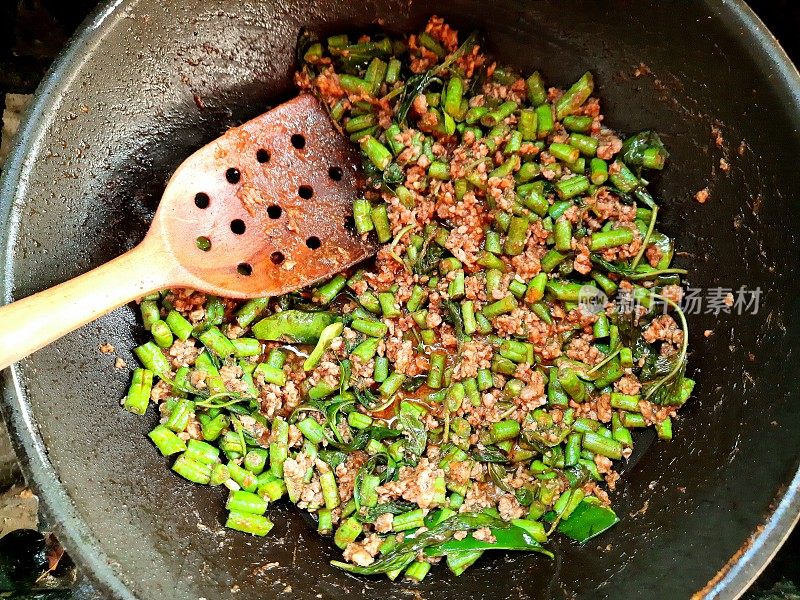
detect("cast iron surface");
top-left (1, 1), bottom-right (799, 598)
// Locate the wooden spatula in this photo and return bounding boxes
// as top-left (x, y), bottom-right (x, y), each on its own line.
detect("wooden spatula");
top-left (0, 94), bottom-right (377, 370)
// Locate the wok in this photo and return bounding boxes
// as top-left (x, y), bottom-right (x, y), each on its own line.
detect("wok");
top-left (1, 1), bottom-right (799, 598)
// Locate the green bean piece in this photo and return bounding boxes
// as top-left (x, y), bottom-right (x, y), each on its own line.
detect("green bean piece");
top-left (320, 471), bottom-right (341, 509)
top-left (317, 508), bottom-right (334, 535)
top-left (370, 203), bottom-right (392, 243)
top-left (269, 418), bottom-right (290, 478)
top-left (165, 399), bottom-right (193, 433)
top-left (258, 477), bottom-right (287, 502)
top-left (334, 517), bottom-right (363, 549)
top-left (547, 377), bottom-right (569, 407)
top-left (429, 161), bottom-right (450, 180)
top-left (297, 417), bottom-right (326, 444)
top-left (148, 425), bottom-right (186, 456)
top-left (566, 133), bottom-right (597, 160)
top-left (226, 510), bottom-right (274, 536)
top-left (140, 300), bottom-right (160, 331)
top-left (655, 417), bottom-right (673, 440)
top-left (555, 175), bottom-right (590, 199)
top-left (393, 508), bottom-right (425, 531)
top-left (525, 273), bottom-right (548, 303)
top-left (353, 198), bottom-right (375, 234)
top-left (351, 337), bottom-right (380, 362)
top-left (591, 270), bottom-right (618, 295)
top-left (124, 368), bottom-right (153, 415)
top-left (549, 142), bottom-right (580, 164)
top-left (609, 161), bottom-right (640, 192)
top-left (589, 228), bottom-right (634, 251)
top-left (427, 352), bottom-right (446, 389)
top-left (448, 270), bottom-right (466, 299)
top-left (406, 285), bottom-right (427, 313)
top-left (482, 294), bottom-right (518, 318)
top-left (558, 369), bottom-right (587, 402)
top-left (610, 392), bottom-right (641, 412)
top-left (563, 115), bottom-right (593, 132)
top-left (518, 109), bottom-right (538, 141)
top-left (491, 419), bottom-right (521, 442)
top-left (186, 439), bottom-right (220, 465)
top-left (582, 431), bottom-right (623, 459)
top-left (352, 318), bottom-right (389, 338)
top-left (172, 454), bottom-right (212, 484)
top-left (535, 104), bottom-right (554, 138)
top-left (379, 372), bottom-right (406, 397)
top-left (231, 337), bottom-right (261, 358)
top-left (347, 411), bottom-right (373, 430)
top-left (304, 322), bottom-right (344, 371)
top-left (235, 298), bottom-right (270, 328)
top-left (593, 314), bottom-right (610, 339)
top-left (199, 327), bottom-right (236, 357)
top-left (254, 362), bottom-right (286, 386)
top-left (360, 135), bottom-right (392, 170)
top-left (227, 490), bottom-right (267, 515)
top-left (481, 101), bottom-right (518, 127)
top-left (209, 463), bottom-right (231, 487)
top-left (244, 448), bottom-right (269, 475)
top-left (200, 413), bottom-right (228, 442)
top-left (504, 216), bottom-right (529, 256)
top-left (134, 342), bottom-right (171, 378)
top-left (405, 561), bottom-right (431, 582)
top-left (526, 72), bottom-right (547, 105)
top-left (165, 310), bottom-right (193, 341)
top-left (508, 278), bottom-right (527, 299)
top-left (554, 217), bottom-right (573, 252)
top-left (373, 356), bottom-right (390, 383)
top-left (555, 72), bottom-right (594, 119)
top-left (444, 77), bottom-right (464, 117)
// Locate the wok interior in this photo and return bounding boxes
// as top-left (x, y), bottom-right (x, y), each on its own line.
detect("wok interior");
top-left (3, 1), bottom-right (800, 598)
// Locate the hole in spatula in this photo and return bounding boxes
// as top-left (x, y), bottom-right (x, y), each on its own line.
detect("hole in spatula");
top-left (306, 236), bottom-right (321, 250)
top-left (196, 236), bottom-right (211, 251)
top-left (237, 263), bottom-right (253, 276)
top-left (256, 149), bottom-right (270, 163)
top-left (194, 193), bottom-right (210, 209)
top-left (230, 219), bottom-right (246, 235)
top-left (225, 168), bottom-right (240, 184)
top-left (291, 134), bottom-right (305, 149)
top-left (298, 185), bottom-right (313, 200)
top-left (328, 166), bottom-right (343, 181)
top-left (270, 251), bottom-right (285, 265)
top-left (267, 205), bottom-right (282, 219)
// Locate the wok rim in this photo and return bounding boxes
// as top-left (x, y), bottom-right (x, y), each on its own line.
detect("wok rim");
top-left (0, 1), bottom-right (798, 598)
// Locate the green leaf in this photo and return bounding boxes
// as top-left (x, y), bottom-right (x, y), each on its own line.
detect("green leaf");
top-left (412, 240), bottom-right (447, 276)
top-left (331, 512), bottom-right (514, 575)
top-left (424, 524), bottom-right (553, 558)
top-left (589, 255), bottom-right (686, 281)
top-left (398, 403), bottom-right (427, 459)
top-left (544, 499), bottom-right (619, 543)
top-left (442, 300), bottom-right (466, 344)
top-left (470, 445), bottom-right (509, 463)
top-left (328, 426), bottom-right (403, 453)
top-left (622, 131), bottom-right (669, 170)
top-left (252, 310), bottom-right (339, 344)
top-left (396, 31), bottom-right (480, 124)
top-left (360, 500), bottom-right (418, 523)
top-left (401, 375), bottom-right (428, 392)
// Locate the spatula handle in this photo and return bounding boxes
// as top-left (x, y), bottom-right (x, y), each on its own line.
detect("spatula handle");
top-left (0, 239), bottom-right (174, 371)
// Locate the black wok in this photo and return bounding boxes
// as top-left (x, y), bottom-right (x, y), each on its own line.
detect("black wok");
top-left (1, 1), bottom-right (799, 598)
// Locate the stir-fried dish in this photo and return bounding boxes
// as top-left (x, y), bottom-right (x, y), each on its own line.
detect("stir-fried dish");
top-left (123, 16), bottom-right (692, 581)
